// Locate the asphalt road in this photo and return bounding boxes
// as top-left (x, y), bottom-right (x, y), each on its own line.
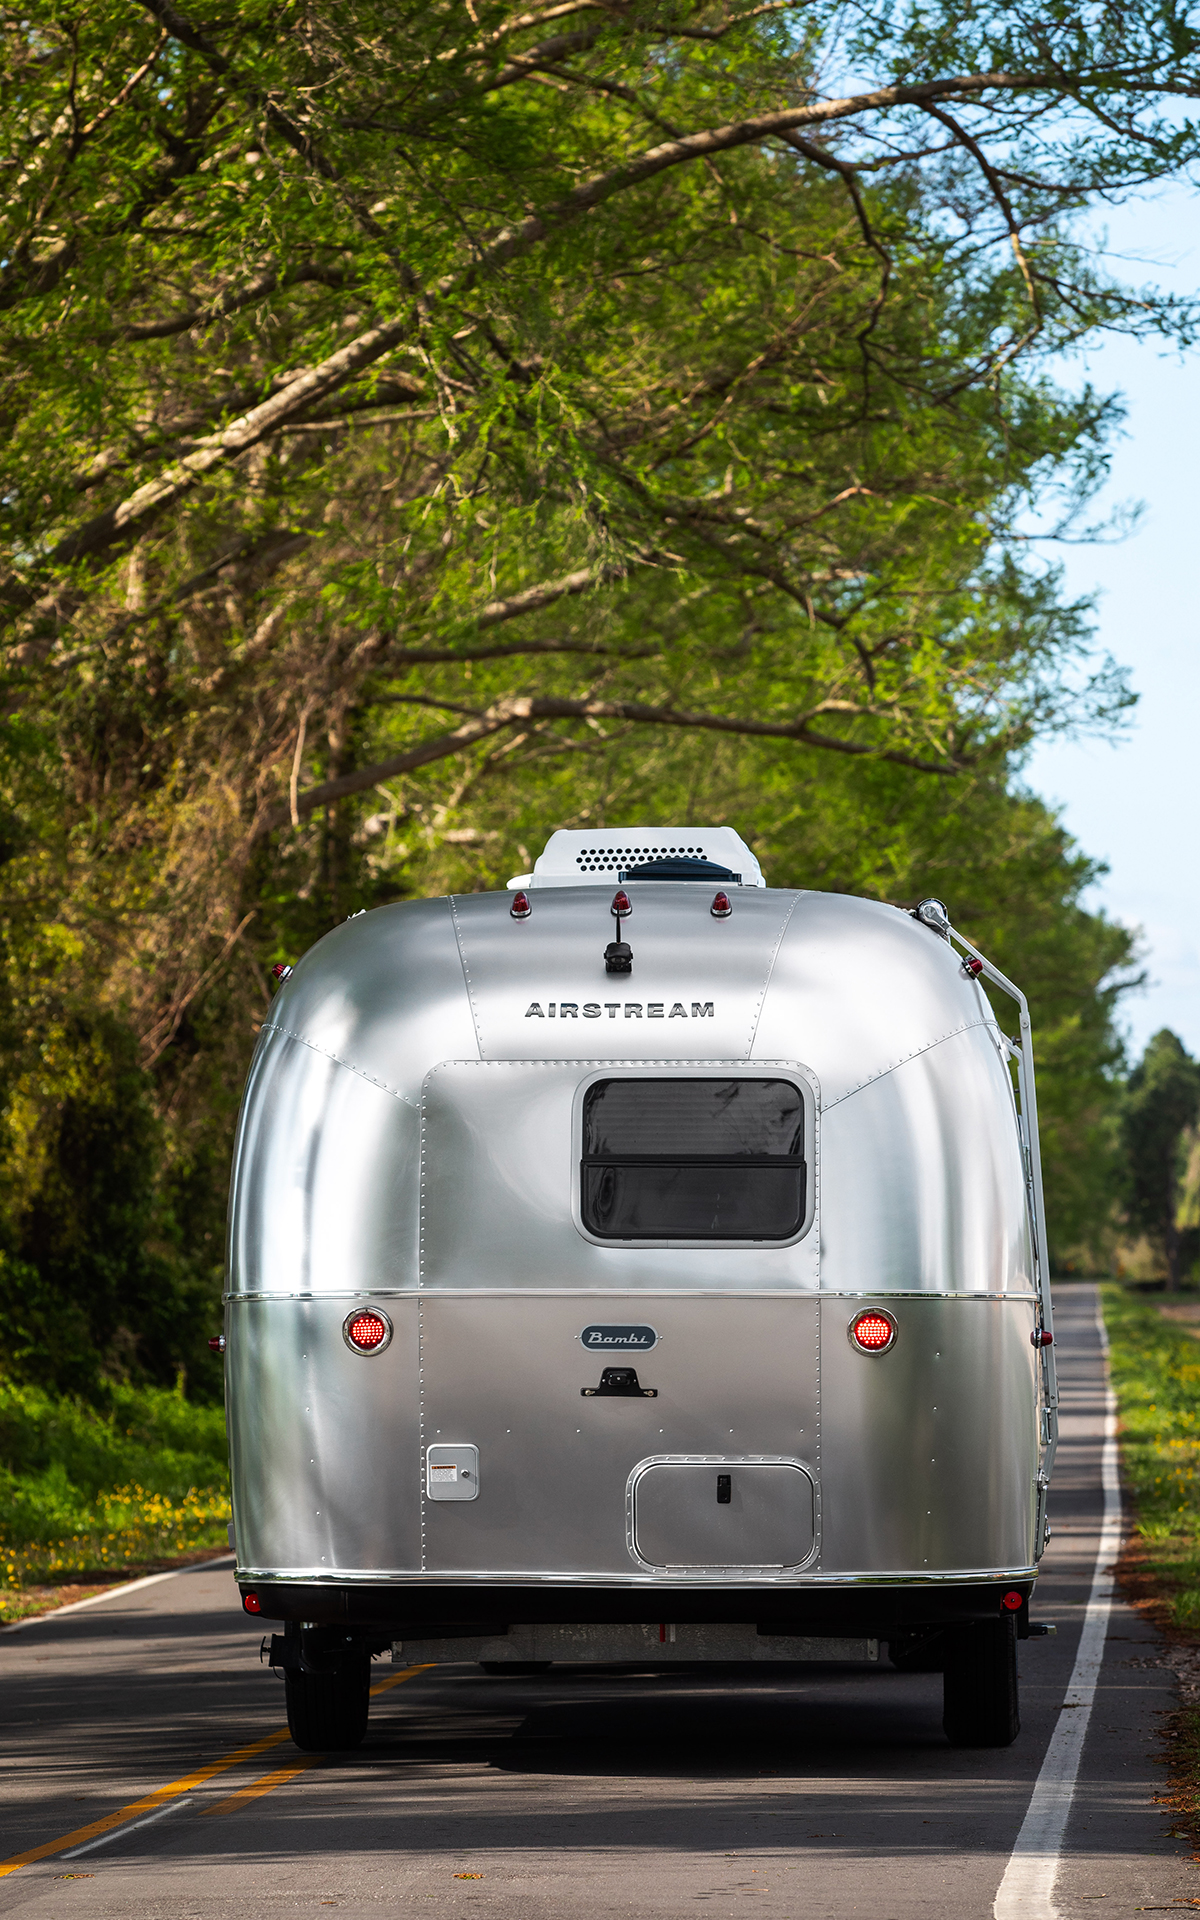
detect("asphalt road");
top-left (1, 1283), bottom-right (1194, 1919)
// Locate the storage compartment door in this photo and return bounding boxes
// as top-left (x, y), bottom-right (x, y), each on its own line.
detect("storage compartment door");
top-left (631, 1459), bottom-right (815, 1571)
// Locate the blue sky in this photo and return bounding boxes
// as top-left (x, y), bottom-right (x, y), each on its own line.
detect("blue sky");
top-left (1021, 186), bottom-right (1200, 1062)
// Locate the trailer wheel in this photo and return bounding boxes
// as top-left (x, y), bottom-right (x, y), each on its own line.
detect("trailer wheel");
top-left (284, 1660), bottom-right (370, 1752)
top-left (942, 1617), bottom-right (1019, 1747)
top-left (479, 1661), bottom-right (553, 1675)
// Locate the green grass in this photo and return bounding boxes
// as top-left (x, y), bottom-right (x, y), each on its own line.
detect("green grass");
top-left (0, 1373), bottom-right (230, 1594)
top-left (1102, 1282), bottom-right (1200, 1629)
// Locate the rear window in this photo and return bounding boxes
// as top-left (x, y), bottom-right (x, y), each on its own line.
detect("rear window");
top-left (581, 1078), bottom-right (805, 1241)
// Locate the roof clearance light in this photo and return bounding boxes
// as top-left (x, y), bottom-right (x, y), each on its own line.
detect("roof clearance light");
top-left (961, 955), bottom-right (984, 978)
top-left (850, 1309), bottom-right (896, 1354)
top-left (510, 890), bottom-right (532, 920)
top-left (711, 891), bottom-right (732, 919)
top-left (1031, 1329), bottom-right (1054, 1348)
top-left (343, 1308), bottom-right (392, 1355)
top-left (271, 962), bottom-right (293, 982)
top-left (611, 889), bottom-right (632, 919)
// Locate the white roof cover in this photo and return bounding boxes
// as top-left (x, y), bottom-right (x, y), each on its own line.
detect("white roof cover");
top-left (510, 826), bottom-right (765, 889)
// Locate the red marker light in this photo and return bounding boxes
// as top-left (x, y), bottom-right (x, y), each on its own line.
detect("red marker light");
top-left (510, 890), bottom-right (531, 919)
top-left (271, 962), bottom-right (293, 981)
top-left (711, 891), bottom-right (732, 919)
top-left (1031, 1329), bottom-right (1054, 1348)
top-left (208, 1335), bottom-right (226, 1354)
top-left (611, 890), bottom-right (632, 919)
top-left (961, 955), bottom-right (983, 978)
top-left (243, 1591), bottom-right (261, 1615)
top-left (1002, 1590), bottom-right (1024, 1611)
top-left (343, 1308), bottom-right (392, 1354)
top-left (850, 1310), bottom-right (896, 1354)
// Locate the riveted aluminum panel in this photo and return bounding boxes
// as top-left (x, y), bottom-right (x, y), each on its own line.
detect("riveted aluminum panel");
top-left (228, 1033), bottom-right (420, 1297)
top-left (448, 883), bottom-right (802, 1062)
top-left (752, 891), bottom-right (993, 1107)
top-left (228, 1295), bottom-right (421, 1578)
top-left (817, 1294), bottom-right (1038, 1575)
top-left (819, 1026), bottom-right (1034, 1297)
top-left (630, 1460), bottom-right (816, 1571)
top-left (419, 1060), bottom-right (819, 1292)
top-left (259, 895), bottom-right (479, 1105)
top-left (417, 1293), bottom-right (818, 1579)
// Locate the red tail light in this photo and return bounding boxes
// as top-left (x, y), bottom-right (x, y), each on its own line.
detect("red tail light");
top-left (611, 889), bottom-right (632, 918)
top-left (1002, 1590), bottom-right (1024, 1611)
top-left (510, 891), bottom-right (531, 919)
top-left (850, 1309), bottom-right (896, 1354)
top-left (343, 1308), bottom-right (392, 1354)
top-left (243, 1591), bottom-right (261, 1615)
top-left (711, 891), bottom-right (732, 918)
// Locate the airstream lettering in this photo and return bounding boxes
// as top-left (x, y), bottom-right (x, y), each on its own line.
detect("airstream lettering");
top-left (225, 826), bottom-right (1057, 1758)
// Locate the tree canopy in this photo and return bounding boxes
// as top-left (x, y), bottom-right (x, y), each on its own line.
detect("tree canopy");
top-left (1, 0), bottom-right (1194, 1385)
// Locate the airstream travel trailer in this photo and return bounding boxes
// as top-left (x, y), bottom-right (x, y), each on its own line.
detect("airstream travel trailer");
top-left (225, 826), bottom-right (1058, 1754)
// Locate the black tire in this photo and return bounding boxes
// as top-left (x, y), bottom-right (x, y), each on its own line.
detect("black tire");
top-left (888, 1629), bottom-right (946, 1672)
top-left (479, 1661), bottom-right (553, 1675)
top-left (284, 1661), bottom-right (370, 1752)
top-left (943, 1617), bottom-right (1019, 1747)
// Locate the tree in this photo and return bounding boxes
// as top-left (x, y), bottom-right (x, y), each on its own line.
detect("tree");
top-left (0, 0), bottom-right (1194, 1384)
top-left (1121, 1031), bottom-right (1200, 1290)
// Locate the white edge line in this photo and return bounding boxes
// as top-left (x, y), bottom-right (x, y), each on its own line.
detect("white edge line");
top-left (993, 1288), bottom-right (1121, 1920)
top-left (59, 1798), bottom-right (195, 1859)
top-left (1, 1556), bottom-right (235, 1635)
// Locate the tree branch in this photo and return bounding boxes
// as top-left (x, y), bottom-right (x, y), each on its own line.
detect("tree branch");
top-left (254, 688), bottom-right (973, 836)
top-left (5, 62), bottom-right (1071, 610)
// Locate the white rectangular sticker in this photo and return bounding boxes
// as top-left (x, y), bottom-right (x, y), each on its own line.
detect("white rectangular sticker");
top-left (430, 1463), bottom-right (458, 1482)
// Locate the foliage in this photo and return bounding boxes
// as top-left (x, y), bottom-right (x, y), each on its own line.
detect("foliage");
top-left (0, 1369), bottom-right (229, 1591)
top-left (1121, 1032), bottom-right (1200, 1289)
top-left (1102, 1284), bottom-right (1200, 1631)
top-left (0, 1485), bottom-right (231, 1593)
top-left (1, 1), bottom-right (1196, 1379)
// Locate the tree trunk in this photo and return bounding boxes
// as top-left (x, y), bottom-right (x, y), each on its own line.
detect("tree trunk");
top-left (1165, 1215), bottom-right (1182, 1292)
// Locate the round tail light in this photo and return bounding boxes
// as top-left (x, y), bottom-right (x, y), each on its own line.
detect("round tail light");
top-left (243, 1591), bottom-right (261, 1614)
top-left (850, 1309), bottom-right (897, 1354)
top-left (343, 1308), bottom-right (393, 1354)
top-left (1002, 1590), bottom-right (1024, 1611)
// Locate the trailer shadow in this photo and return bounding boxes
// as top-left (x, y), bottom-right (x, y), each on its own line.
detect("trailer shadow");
top-left (367, 1662), bottom-right (956, 1780)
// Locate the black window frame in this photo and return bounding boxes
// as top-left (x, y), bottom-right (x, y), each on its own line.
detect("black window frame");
top-left (579, 1075), bottom-right (807, 1243)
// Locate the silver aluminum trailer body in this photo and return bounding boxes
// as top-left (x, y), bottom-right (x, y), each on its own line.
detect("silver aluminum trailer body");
top-left (224, 827), bottom-right (1057, 1749)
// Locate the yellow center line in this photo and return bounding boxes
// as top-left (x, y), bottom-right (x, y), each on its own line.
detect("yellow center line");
top-left (201, 1760), bottom-right (318, 1816)
top-left (371, 1663), bottom-right (432, 1696)
top-left (0, 1662), bottom-right (432, 1876)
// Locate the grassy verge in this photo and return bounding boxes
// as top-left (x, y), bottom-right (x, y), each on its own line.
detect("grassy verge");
top-left (1101, 1282), bottom-right (1200, 1857)
top-left (1102, 1283), bottom-right (1200, 1628)
top-left (0, 1372), bottom-right (230, 1618)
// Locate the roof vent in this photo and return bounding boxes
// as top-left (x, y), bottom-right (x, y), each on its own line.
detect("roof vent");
top-left (508, 826), bottom-right (764, 890)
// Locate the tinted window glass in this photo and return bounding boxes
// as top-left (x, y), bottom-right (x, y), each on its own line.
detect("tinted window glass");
top-left (581, 1078), bottom-right (805, 1241)
top-left (583, 1078), bottom-right (803, 1158)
